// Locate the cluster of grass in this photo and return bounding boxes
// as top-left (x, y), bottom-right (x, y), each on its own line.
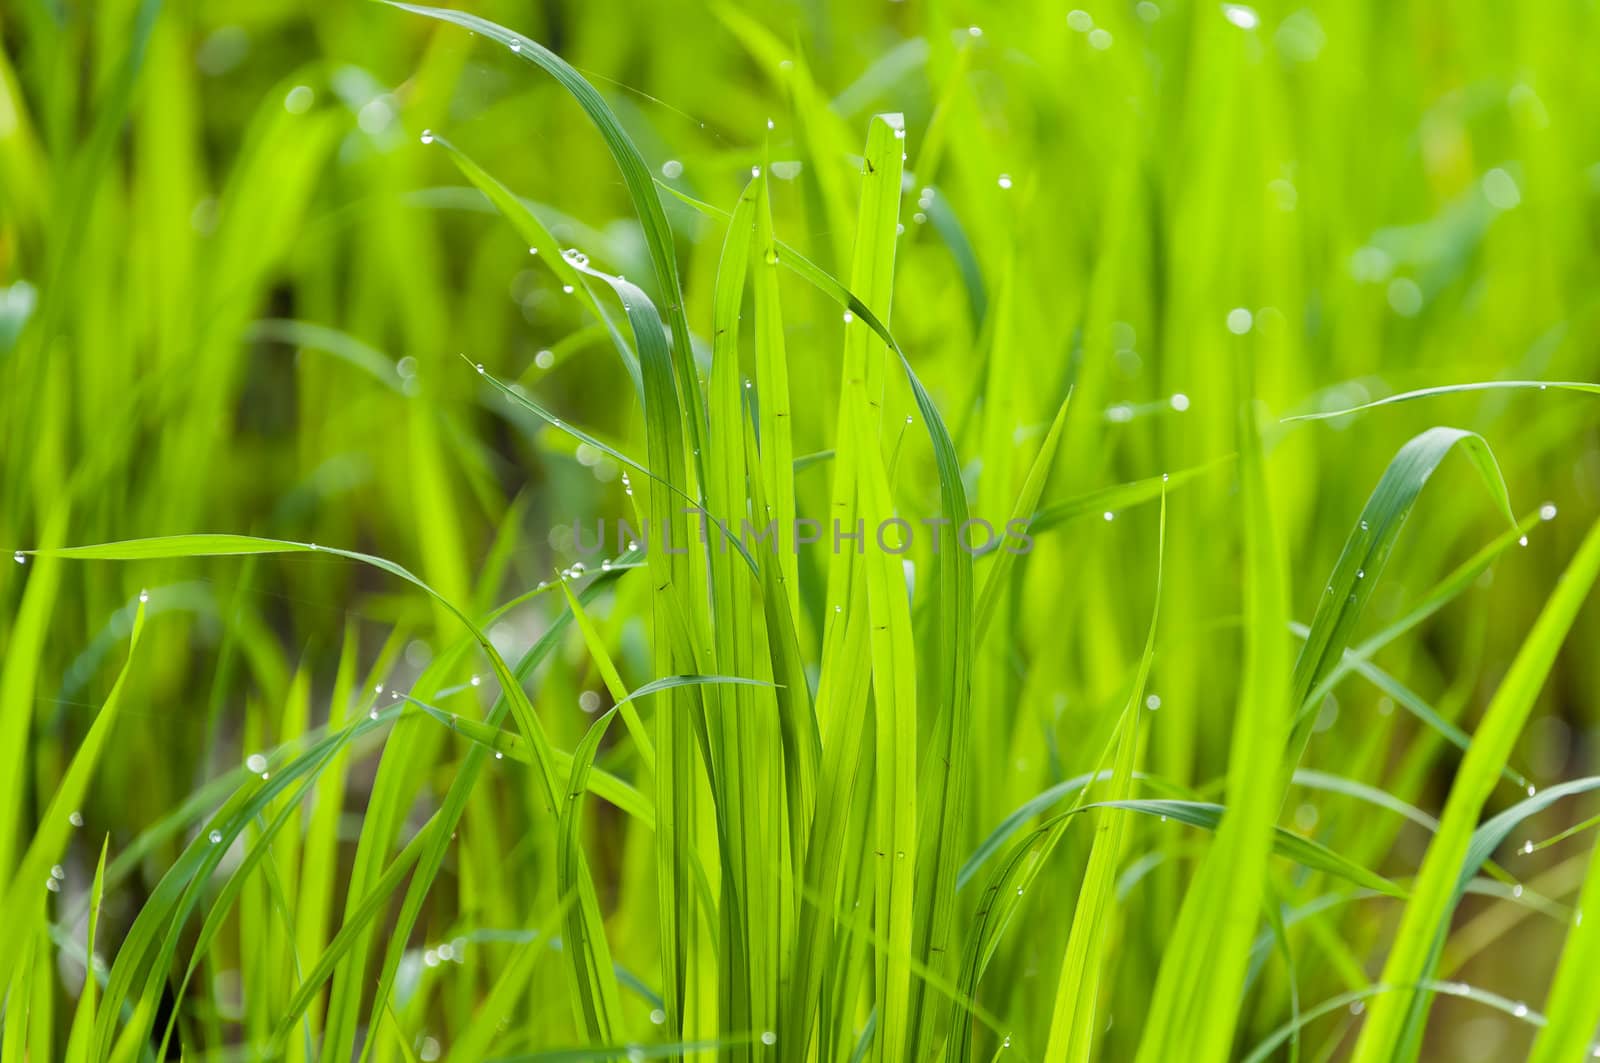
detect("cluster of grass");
top-left (4, 1), bottom-right (1600, 1060)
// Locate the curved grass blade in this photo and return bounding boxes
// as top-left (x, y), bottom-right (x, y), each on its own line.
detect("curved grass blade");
top-left (1027, 457), bottom-right (1232, 536)
top-left (1288, 427), bottom-right (1515, 743)
top-left (1353, 517), bottom-right (1600, 1062)
top-left (1245, 981), bottom-right (1546, 1063)
top-left (1283, 380), bottom-right (1600, 422)
top-left (27, 534), bottom-right (624, 1056)
top-left (386, 2), bottom-right (707, 463)
top-left (427, 134), bottom-right (640, 395)
top-left (951, 786), bottom-right (1403, 1058)
top-left (243, 318), bottom-right (403, 391)
top-left (1089, 800), bottom-right (1403, 898)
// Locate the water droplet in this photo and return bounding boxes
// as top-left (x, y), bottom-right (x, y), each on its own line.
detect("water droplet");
top-left (535, 349), bottom-right (554, 369)
top-left (51, 864), bottom-right (65, 880)
top-left (495, 751), bottom-right (505, 760)
top-left (1356, 569), bottom-right (1365, 579)
top-left (1514, 1002), bottom-right (1529, 1018)
top-left (246, 753), bottom-right (268, 774)
top-left (842, 311), bottom-right (854, 324)
top-left (1387, 278), bottom-right (1423, 317)
top-left (471, 675), bottom-right (481, 687)
top-left (46, 878), bottom-right (60, 893)
top-left (1145, 694), bottom-right (1162, 710)
top-left (745, 380), bottom-right (754, 390)
top-left (1136, 1), bottom-right (1161, 22)
top-left (1067, 9), bottom-right (1093, 30)
top-left (1015, 885), bottom-right (1024, 895)
top-left (562, 284), bottom-right (575, 294)
top-left (509, 40), bottom-right (521, 52)
top-left (475, 363), bottom-right (485, 374)
top-left (284, 85), bottom-right (314, 114)
top-left (1523, 840), bottom-right (1535, 854)
top-left (997, 173), bottom-right (1013, 190)
top-left (662, 159), bottom-right (684, 179)
top-left (1220, 3), bottom-right (1259, 30)
top-left (1540, 503), bottom-right (1558, 521)
top-left (419, 129), bottom-right (434, 144)
top-left (69, 811), bottom-right (83, 827)
top-left (209, 829), bottom-right (224, 844)
top-left (766, 117), bottom-right (775, 131)
top-left (1519, 535), bottom-right (1529, 547)
top-left (751, 165), bottom-right (762, 178)
top-left (138, 589), bottom-right (149, 603)
top-left (905, 414), bottom-right (914, 425)
top-left (424, 949), bottom-right (440, 967)
top-left (1169, 392), bottom-right (1190, 412)
top-left (1513, 884), bottom-right (1525, 898)
top-left (1088, 28), bottom-right (1113, 49)
top-left (760, 1031), bottom-right (777, 1046)
top-left (1103, 511), bottom-right (1115, 521)
top-left (1528, 784), bottom-right (1538, 796)
top-left (1360, 520), bottom-right (1369, 530)
top-left (967, 25), bottom-right (983, 37)
top-left (1003, 1034), bottom-right (1013, 1048)
top-left (1226, 307), bottom-right (1253, 334)
top-left (13, 551), bottom-right (24, 564)
top-left (369, 709), bottom-right (379, 720)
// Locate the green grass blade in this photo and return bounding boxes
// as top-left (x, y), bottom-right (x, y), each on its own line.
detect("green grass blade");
top-left (1353, 516), bottom-right (1600, 1061)
top-left (1284, 379), bottom-right (1600, 422)
top-left (1527, 828), bottom-right (1600, 1062)
top-left (0, 598), bottom-right (145, 993)
top-left (1042, 490), bottom-right (1164, 1062)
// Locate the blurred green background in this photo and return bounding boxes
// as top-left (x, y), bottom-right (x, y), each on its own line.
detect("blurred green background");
top-left (3, 1), bottom-right (1600, 1059)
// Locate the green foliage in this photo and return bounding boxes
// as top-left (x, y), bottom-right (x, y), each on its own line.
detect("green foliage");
top-left (4, 2), bottom-right (1600, 1061)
